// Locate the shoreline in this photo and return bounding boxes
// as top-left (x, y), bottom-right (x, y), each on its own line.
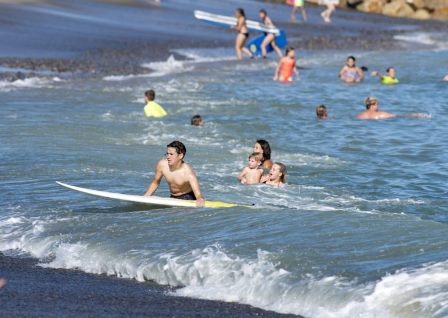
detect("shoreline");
top-left (0, 253), bottom-right (302, 317)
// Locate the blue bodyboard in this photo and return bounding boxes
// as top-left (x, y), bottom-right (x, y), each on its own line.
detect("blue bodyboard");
top-left (247, 31), bottom-right (288, 57)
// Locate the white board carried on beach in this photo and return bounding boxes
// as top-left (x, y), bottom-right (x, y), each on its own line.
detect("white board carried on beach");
top-left (57, 182), bottom-right (246, 209)
top-left (194, 10), bottom-right (280, 35)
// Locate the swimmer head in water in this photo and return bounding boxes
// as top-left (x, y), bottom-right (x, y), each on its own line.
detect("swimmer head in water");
top-left (316, 105), bottom-right (328, 119)
top-left (365, 96), bottom-right (379, 110)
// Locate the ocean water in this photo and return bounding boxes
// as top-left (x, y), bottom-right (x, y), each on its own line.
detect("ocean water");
top-left (1, 36), bottom-right (448, 317)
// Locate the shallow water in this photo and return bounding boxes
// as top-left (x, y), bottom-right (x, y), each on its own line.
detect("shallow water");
top-left (1, 37), bottom-right (448, 317)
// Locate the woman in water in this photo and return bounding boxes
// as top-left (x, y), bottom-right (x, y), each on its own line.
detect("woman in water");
top-left (259, 9), bottom-right (283, 59)
top-left (274, 47), bottom-right (299, 82)
top-left (339, 56), bottom-right (364, 83)
top-left (320, 0), bottom-right (339, 23)
top-left (231, 8), bottom-right (253, 60)
top-left (254, 139), bottom-right (273, 170)
top-left (263, 163), bottom-right (287, 187)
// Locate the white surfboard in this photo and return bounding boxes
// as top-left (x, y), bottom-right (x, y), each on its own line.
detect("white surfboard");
top-left (194, 10), bottom-right (280, 35)
top-left (57, 182), bottom-right (246, 208)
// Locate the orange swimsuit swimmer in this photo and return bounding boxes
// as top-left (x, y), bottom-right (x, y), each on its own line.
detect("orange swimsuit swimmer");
top-left (280, 57), bottom-right (295, 81)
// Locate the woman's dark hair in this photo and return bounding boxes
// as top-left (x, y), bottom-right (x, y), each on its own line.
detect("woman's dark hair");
top-left (236, 8), bottom-right (246, 18)
top-left (256, 139), bottom-right (271, 160)
top-left (259, 8), bottom-right (267, 15)
top-left (285, 47), bottom-right (295, 56)
top-left (347, 56), bottom-right (356, 62)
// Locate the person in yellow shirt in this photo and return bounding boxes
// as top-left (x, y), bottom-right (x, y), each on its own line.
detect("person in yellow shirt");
top-left (143, 89), bottom-right (167, 118)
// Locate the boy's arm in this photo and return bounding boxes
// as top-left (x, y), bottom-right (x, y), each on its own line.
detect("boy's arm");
top-left (188, 168), bottom-right (204, 207)
top-left (238, 167), bottom-right (248, 180)
top-left (144, 160), bottom-right (164, 196)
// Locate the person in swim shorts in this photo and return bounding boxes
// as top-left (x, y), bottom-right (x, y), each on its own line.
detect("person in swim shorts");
top-left (371, 67), bottom-right (399, 85)
top-left (291, 0), bottom-right (308, 22)
top-left (231, 8), bottom-right (253, 60)
top-left (263, 162), bottom-right (287, 187)
top-left (274, 47), bottom-right (299, 82)
top-left (143, 89), bottom-right (167, 118)
top-left (356, 96), bottom-right (395, 120)
top-left (316, 105), bottom-right (328, 119)
top-left (259, 9), bottom-right (283, 59)
top-left (144, 140), bottom-right (205, 206)
top-left (238, 152), bottom-right (264, 185)
top-left (339, 56), bottom-right (364, 83)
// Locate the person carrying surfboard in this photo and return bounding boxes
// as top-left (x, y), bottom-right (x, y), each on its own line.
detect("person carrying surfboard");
top-left (231, 8), bottom-right (254, 60)
top-left (259, 9), bottom-right (283, 59)
top-left (144, 141), bottom-right (205, 207)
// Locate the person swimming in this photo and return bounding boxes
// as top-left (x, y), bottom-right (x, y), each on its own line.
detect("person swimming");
top-left (316, 105), bottom-right (328, 119)
top-left (238, 152), bottom-right (264, 185)
top-left (191, 114), bottom-right (204, 126)
top-left (259, 9), bottom-right (283, 59)
top-left (339, 56), bottom-right (364, 83)
top-left (371, 67), bottom-right (399, 85)
top-left (274, 47), bottom-right (299, 82)
top-left (263, 162), bottom-right (287, 187)
top-left (231, 8), bottom-right (253, 60)
top-left (356, 96), bottom-right (395, 120)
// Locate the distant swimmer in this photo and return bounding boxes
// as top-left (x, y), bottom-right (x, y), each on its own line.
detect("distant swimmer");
top-left (339, 56), bottom-right (364, 84)
top-left (444, 74), bottom-right (448, 81)
top-left (356, 96), bottom-right (395, 120)
top-left (231, 8), bottom-right (254, 60)
top-left (320, 0), bottom-right (340, 23)
top-left (191, 114), bottom-right (204, 126)
top-left (290, 0), bottom-right (308, 23)
top-left (238, 152), bottom-right (264, 185)
top-left (0, 278), bottom-right (6, 289)
top-left (254, 139), bottom-right (273, 170)
top-left (274, 47), bottom-right (299, 82)
top-left (143, 89), bottom-right (167, 118)
top-left (144, 141), bottom-right (205, 206)
top-left (316, 105), bottom-right (328, 119)
top-left (259, 9), bottom-right (283, 59)
top-left (263, 163), bottom-right (287, 187)
top-left (371, 67), bottom-right (399, 85)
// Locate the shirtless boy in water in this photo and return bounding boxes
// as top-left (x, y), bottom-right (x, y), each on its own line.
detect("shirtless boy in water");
top-left (144, 141), bottom-right (204, 206)
top-left (238, 152), bottom-right (264, 185)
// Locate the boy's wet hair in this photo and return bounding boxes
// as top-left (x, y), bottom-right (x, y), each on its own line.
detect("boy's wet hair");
top-left (275, 162), bottom-right (287, 183)
top-left (256, 139), bottom-right (271, 161)
top-left (316, 105), bottom-right (327, 118)
top-left (249, 152), bottom-right (263, 162)
top-left (259, 8), bottom-right (267, 15)
top-left (191, 114), bottom-right (203, 126)
top-left (145, 89), bottom-right (155, 100)
top-left (167, 140), bottom-right (186, 158)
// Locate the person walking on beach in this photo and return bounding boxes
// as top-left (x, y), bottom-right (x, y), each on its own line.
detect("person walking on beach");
top-left (339, 56), bottom-right (364, 83)
top-left (231, 8), bottom-right (253, 60)
top-left (259, 9), bottom-right (283, 59)
top-left (274, 47), bottom-right (299, 82)
top-left (253, 139), bottom-right (273, 170)
top-left (371, 67), bottom-right (399, 85)
top-left (290, 0), bottom-right (308, 22)
top-left (320, 0), bottom-right (339, 23)
top-left (356, 97), bottom-right (395, 120)
top-left (143, 89), bottom-right (167, 118)
top-left (238, 152), bottom-right (264, 185)
top-left (144, 141), bottom-right (205, 206)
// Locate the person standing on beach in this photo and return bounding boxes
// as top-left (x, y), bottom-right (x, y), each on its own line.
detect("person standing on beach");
top-left (144, 141), bottom-right (205, 206)
top-left (320, 0), bottom-right (339, 23)
top-left (259, 9), bottom-right (283, 59)
top-left (274, 47), bottom-right (299, 82)
top-left (231, 8), bottom-right (253, 60)
top-left (356, 97), bottom-right (395, 120)
top-left (339, 56), bottom-right (364, 83)
top-left (290, 0), bottom-right (308, 22)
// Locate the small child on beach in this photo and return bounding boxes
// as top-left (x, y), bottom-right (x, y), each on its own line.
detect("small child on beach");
top-left (274, 47), bottom-right (299, 82)
top-left (143, 89), bottom-right (167, 118)
top-left (238, 152), bottom-right (264, 185)
top-left (263, 162), bottom-right (287, 187)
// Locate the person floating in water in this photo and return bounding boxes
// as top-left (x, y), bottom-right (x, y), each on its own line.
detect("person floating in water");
top-left (231, 8), bottom-right (253, 60)
top-left (254, 139), bottom-right (273, 170)
top-left (191, 114), bottom-right (204, 126)
top-left (443, 74), bottom-right (448, 81)
top-left (356, 97), bottom-right (395, 120)
top-left (274, 47), bottom-right (299, 82)
top-left (320, 0), bottom-right (339, 23)
top-left (263, 163), bottom-right (287, 187)
top-left (371, 67), bottom-right (399, 85)
top-left (143, 89), bottom-right (167, 118)
top-left (259, 9), bottom-right (283, 59)
top-left (339, 56), bottom-right (364, 84)
top-left (290, 0), bottom-right (308, 23)
top-left (144, 141), bottom-right (204, 206)
top-left (316, 105), bottom-right (328, 119)
top-left (238, 152), bottom-right (264, 185)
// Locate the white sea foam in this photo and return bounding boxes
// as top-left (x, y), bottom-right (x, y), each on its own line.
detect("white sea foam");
top-left (0, 77), bottom-right (55, 92)
top-left (394, 32), bottom-right (448, 50)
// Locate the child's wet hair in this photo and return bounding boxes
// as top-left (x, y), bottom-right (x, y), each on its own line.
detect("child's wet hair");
top-left (145, 89), bottom-right (155, 100)
top-left (249, 152), bottom-right (264, 162)
top-left (274, 162), bottom-right (287, 183)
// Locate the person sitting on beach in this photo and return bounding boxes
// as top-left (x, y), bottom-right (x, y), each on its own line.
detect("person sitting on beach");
top-left (316, 105), bottom-right (328, 119)
top-left (263, 162), bottom-right (287, 187)
top-left (339, 56), bottom-right (364, 83)
top-left (143, 89), bottom-right (167, 118)
top-left (371, 67), bottom-right (399, 85)
top-left (231, 8), bottom-right (253, 60)
top-left (259, 9), bottom-right (283, 59)
top-left (274, 47), bottom-right (299, 82)
top-left (238, 152), bottom-right (264, 185)
top-left (356, 96), bottom-right (395, 120)
top-left (254, 139), bottom-right (273, 170)
top-left (290, 0), bottom-right (308, 23)
top-left (191, 114), bottom-right (204, 126)
top-left (320, 0), bottom-right (340, 23)
top-left (144, 140), bottom-right (204, 206)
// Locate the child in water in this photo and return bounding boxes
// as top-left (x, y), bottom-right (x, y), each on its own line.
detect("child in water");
top-left (274, 47), bottom-right (299, 82)
top-left (238, 152), bottom-right (264, 185)
top-left (263, 162), bottom-right (287, 187)
top-left (143, 90), bottom-right (167, 118)
top-left (316, 105), bottom-right (328, 119)
top-left (371, 67), bottom-right (399, 85)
